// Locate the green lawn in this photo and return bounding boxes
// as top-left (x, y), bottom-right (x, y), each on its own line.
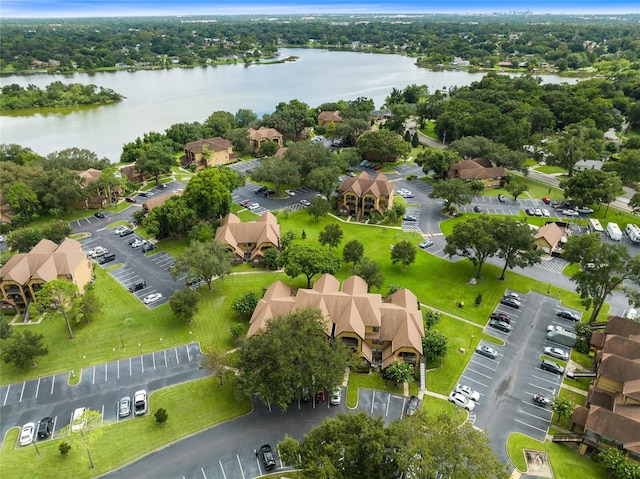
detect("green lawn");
top-left (0, 377), bottom-right (251, 479)
top-left (535, 165), bottom-right (568, 175)
top-left (507, 433), bottom-right (607, 479)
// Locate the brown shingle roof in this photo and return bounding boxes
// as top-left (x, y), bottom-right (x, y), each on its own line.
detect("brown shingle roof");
top-left (584, 406), bottom-right (640, 453)
top-left (318, 111), bottom-right (343, 123)
top-left (534, 223), bottom-right (564, 249)
top-left (598, 355), bottom-right (640, 383)
top-left (605, 315), bottom-right (640, 339)
top-left (447, 158), bottom-right (507, 180)
top-left (76, 168), bottom-right (102, 183)
top-left (247, 126), bottom-right (283, 141)
top-left (215, 212), bottom-right (280, 260)
top-left (602, 335), bottom-right (640, 360)
top-left (336, 171), bottom-right (393, 198)
top-left (247, 274), bottom-right (424, 365)
top-left (184, 137), bottom-right (232, 154)
top-left (142, 191), bottom-right (183, 211)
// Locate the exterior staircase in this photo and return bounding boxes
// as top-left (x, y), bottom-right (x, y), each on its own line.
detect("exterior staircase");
top-left (419, 359), bottom-right (426, 391)
top-left (552, 433), bottom-right (583, 443)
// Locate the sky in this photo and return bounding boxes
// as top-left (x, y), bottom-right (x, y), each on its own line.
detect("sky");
top-left (2, 0), bottom-right (639, 18)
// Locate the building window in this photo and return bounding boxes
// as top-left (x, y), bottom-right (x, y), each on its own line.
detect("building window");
top-left (372, 326), bottom-right (379, 333)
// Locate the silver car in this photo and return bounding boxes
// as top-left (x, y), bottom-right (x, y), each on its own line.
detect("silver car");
top-left (119, 396), bottom-right (131, 417)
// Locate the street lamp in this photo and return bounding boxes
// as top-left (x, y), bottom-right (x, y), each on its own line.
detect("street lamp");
top-left (469, 335), bottom-right (475, 348)
top-left (120, 334), bottom-right (125, 350)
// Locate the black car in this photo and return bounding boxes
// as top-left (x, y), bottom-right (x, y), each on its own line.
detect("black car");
top-left (260, 444), bottom-right (276, 470)
top-left (497, 194), bottom-right (506, 203)
top-left (557, 310), bottom-right (580, 321)
top-left (119, 228), bottom-right (134, 237)
top-left (37, 417), bottom-right (54, 439)
top-left (540, 359), bottom-right (565, 375)
top-left (254, 186), bottom-right (268, 194)
top-left (489, 319), bottom-right (512, 332)
top-left (525, 209), bottom-right (535, 216)
top-left (141, 242), bottom-right (156, 253)
top-left (128, 280), bottom-right (147, 293)
top-left (98, 253), bottom-right (116, 264)
top-left (473, 206), bottom-right (482, 213)
top-left (264, 189), bottom-right (276, 197)
top-left (138, 192), bottom-right (149, 197)
top-left (533, 394), bottom-right (551, 407)
top-left (94, 212), bottom-right (105, 219)
top-left (128, 236), bottom-right (141, 246)
top-left (403, 215), bottom-right (417, 222)
top-left (500, 297), bottom-right (521, 309)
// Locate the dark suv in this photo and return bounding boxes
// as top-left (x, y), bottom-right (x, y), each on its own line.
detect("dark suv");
top-left (37, 417), bottom-right (54, 439)
top-left (260, 444), bottom-right (276, 469)
top-left (540, 359), bottom-right (564, 375)
top-left (128, 280), bottom-right (147, 293)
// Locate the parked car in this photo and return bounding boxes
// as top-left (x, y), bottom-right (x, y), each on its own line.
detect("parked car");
top-left (119, 396), bottom-right (131, 418)
top-left (260, 444), bottom-right (276, 470)
top-left (88, 246), bottom-right (108, 258)
top-left (285, 189), bottom-right (296, 196)
top-left (540, 359), bottom-right (565, 375)
top-left (119, 228), bottom-right (134, 237)
top-left (113, 226), bottom-right (128, 235)
top-left (346, 171), bottom-right (356, 177)
top-left (247, 203), bottom-right (260, 210)
top-left (504, 291), bottom-right (520, 300)
top-left (418, 239), bottom-right (434, 249)
top-left (403, 215), bottom-right (417, 222)
top-left (301, 387), bottom-right (311, 402)
top-left (128, 280), bottom-right (147, 293)
top-left (489, 319), bottom-right (512, 332)
top-left (498, 194), bottom-right (506, 203)
top-left (473, 206), bottom-right (482, 213)
top-left (264, 189), bottom-right (275, 197)
top-left (299, 199), bottom-right (311, 207)
top-left (576, 206), bottom-right (594, 214)
top-left (533, 394), bottom-right (551, 406)
top-left (19, 422), bottom-right (36, 446)
top-left (542, 209), bottom-right (551, 217)
top-left (500, 297), bottom-right (521, 309)
top-left (134, 390), bottom-right (148, 416)
top-left (71, 407), bottom-right (87, 432)
top-left (544, 346), bottom-right (569, 360)
top-left (405, 395), bottom-right (421, 416)
top-left (330, 387), bottom-right (341, 406)
top-left (448, 392), bottom-right (475, 411)
top-left (534, 208), bottom-right (543, 216)
top-left (401, 192), bottom-right (415, 198)
top-left (475, 345), bottom-right (498, 359)
top-left (254, 186), bottom-right (268, 194)
top-left (547, 325), bottom-right (568, 333)
top-left (125, 197), bottom-right (137, 203)
top-left (142, 293), bottom-right (163, 305)
top-left (138, 191), bottom-right (149, 197)
top-left (525, 209), bottom-right (535, 216)
top-left (563, 209), bottom-right (579, 217)
top-left (36, 417), bottom-right (54, 439)
top-left (454, 384), bottom-right (480, 401)
top-left (315, 389), bottom-right (326, 403)
top-left (94, 212), bottom-right (105, 219)
top-left (127, 236), bottom-right (141, 246)
top-left (542, 197), bottom-right (551, 204)
top-left (490, 312), bottom-right (511, 324)
top-left (557, 310), bottom-right (580, 321)
top-left (97, 253), bottom-right (116, 264)
top-left (130, 238), bottom-right (145, 248)
top-left (240, 199), bottom-right (252, 207)
top-left (141, 242), bottom-right (156, 253)
top-left (0, 234), bottom-right (5, 242)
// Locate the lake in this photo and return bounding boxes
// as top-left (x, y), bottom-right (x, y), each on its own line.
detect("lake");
top-left (0, 48), bottom-right (578, 162)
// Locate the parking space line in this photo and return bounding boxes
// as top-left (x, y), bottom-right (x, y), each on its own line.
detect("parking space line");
top-left (117, 360), bottom-right (120, 379)
top-left (19, 381), bottom-right (25, 402)
top-left (186, 345), bottom-right (191, 362)
top-left (35, 378), bottom-right (40, 399)
top-left (202, 467), bottom-right (208, 479)
top-left (164, 350), bottom-right (168, 368)
top-left (469, 360), bottom-right (498, 372)
top-left (105, 363), bottom-right (108, 382)
top-left (219, 461), bottom-right (227, 479)
top-left (51, 375), bottom-right (55, 395)
top-left (531, 373), bottom-right (561, 385)
top-left (519, 407), bottom-right (551, 422)
top-left (385, 393), bottom-right (391, 416)
top-left (237, 454), bottom-right (246, 479)
top-left (514, 418), bottom-right (548, 434)
top-left (129, 357), bottom-right (132, 376)
top-left (175, 347), bottom-right (179, 364)
top-left (464, 367), bottom-right (495, 380)
top-left (152, 353), bottom-right (156, 370)
top-left (92, 366), bottom-right (96, 384)
top-left (371, 391), bottom-right (376, 414)
top-left (461, 376), bottom-right (489, 389)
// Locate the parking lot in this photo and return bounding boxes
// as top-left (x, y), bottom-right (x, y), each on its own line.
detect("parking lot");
top-left (453, 290), bottom-right (580, 463)
top-left (0, 343), bottom-right (206, 446)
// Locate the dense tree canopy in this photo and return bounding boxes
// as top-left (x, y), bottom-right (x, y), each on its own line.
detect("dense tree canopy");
top-left (280, 242), bottom-right (341, 288)
top-left (236, 307), bottom-right (351, 410)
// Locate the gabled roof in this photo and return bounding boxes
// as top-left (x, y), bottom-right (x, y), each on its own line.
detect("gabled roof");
top-left (0, 238), bottom-right (85, 285)
top-left (336, 171), bottom-right (393, 198)
top-left (142, 190), bottom-right (183, 211)
top-left (447, 158), bottom-right (507, 180)
top-left (76, 168), bottom-right (102, 183)
top-left (248, 274), bottom-right (424, 362)
top-left (598, 354), bottom-right (640, 383)
top-left (584, 406), bottom-right (640, 454)
top-left (247, 126), bottom-right (283, 141)
top-left (605, 315), bottom-right (640, 339)
top-left (318, 110), bottom-right (343, 123)
top-left (184, 137), bottom-right (232, 153)
top-left (534, 223), bottom-right (564, 248)
top-left (215, 212), bottom-right (280, 258)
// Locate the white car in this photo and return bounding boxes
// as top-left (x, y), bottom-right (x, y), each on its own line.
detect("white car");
top-left (547, 325), bottom-right (567, 333)
top-left (299, 199), bottom-right (311, 207)
top-left (19, 422), bottom-right (36, 446)
top-left (576, 206), bottom-right (594, 214)
top-left (454, 384), bottom-right (480, 401)
top-left (285, 189), bottom-right (296, 196)
top-left (0, 234), bottom-right (5, 242)
top-left (448, 392), bottom-right (475, 411)
top-left (88, 246), bottom-right (108, 258)
top-left (71, 407), bottom-right (87, 432)
top-left (113, 226), bottom-right (128, 235)
top-left (247, 203), bottom-right (260, 210)
top-left (544, 346), bottom-right (569, 360)
top-left (143, 293), bottom-right (163, 305)
top-left (330, 387), bottom-right (341, 405)
top-left (534, 208), bottom-right (543, 216)
top-left (130, 239), bottom-right (145, 248)
top-left (542, 209), bottom-right (551, 217)
top-left (563, 209), bottom-right (579, 217)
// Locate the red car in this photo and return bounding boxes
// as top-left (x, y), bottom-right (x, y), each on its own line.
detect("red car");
top-left (125, 197), bottom-right (137, 203)
top-left (542, 197), bottom-right (551, 204)
top-left (315, 389), bottom-right (326, 403)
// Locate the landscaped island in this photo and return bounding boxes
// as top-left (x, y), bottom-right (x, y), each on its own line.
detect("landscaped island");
top-left (0, 82), bottom-right (123, 111)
